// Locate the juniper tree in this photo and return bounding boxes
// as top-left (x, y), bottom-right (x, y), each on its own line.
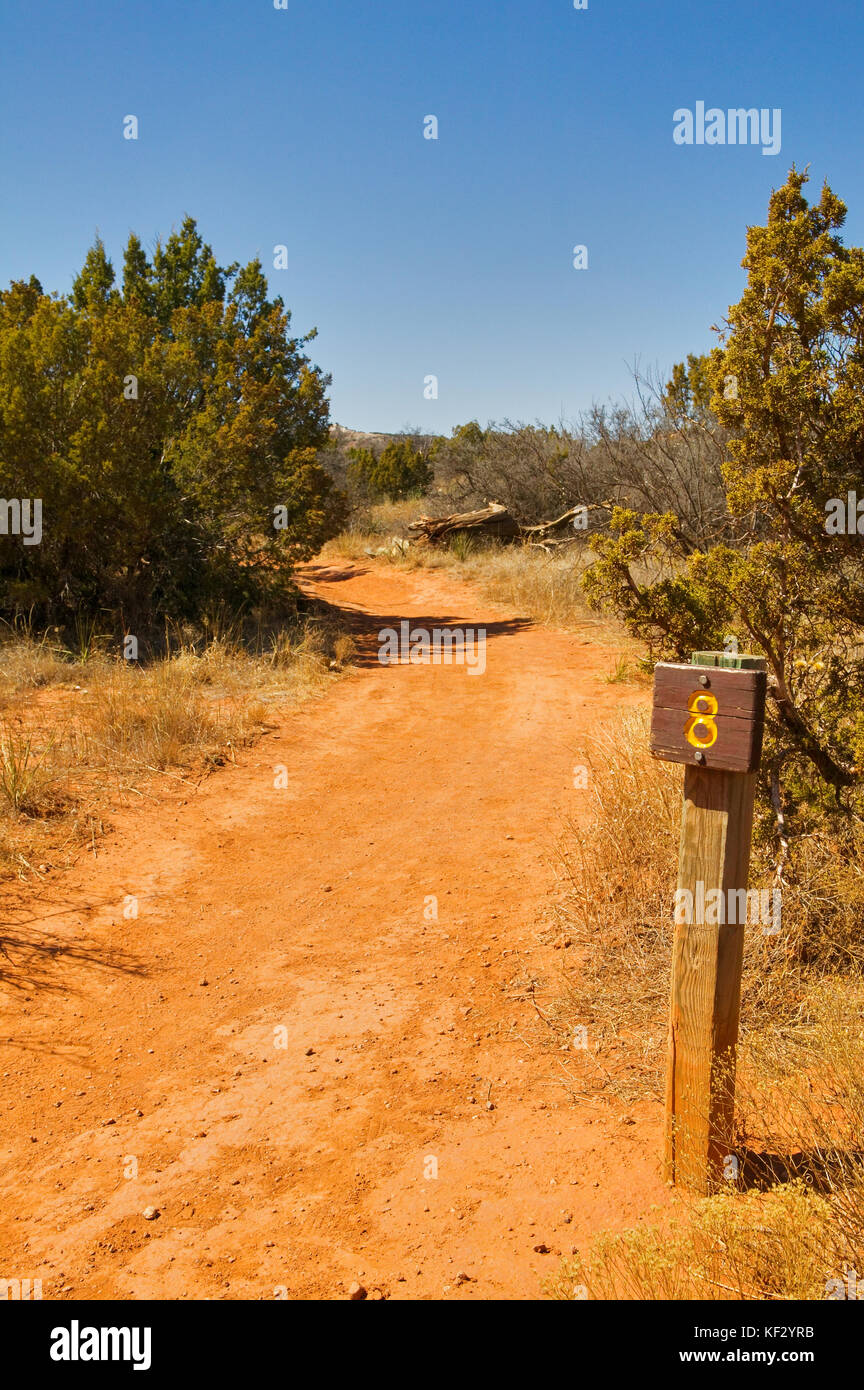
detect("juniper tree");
top-left (584, 168), bottom-right (864, 817)
top-left (0, 220), bottom-right (342, 625)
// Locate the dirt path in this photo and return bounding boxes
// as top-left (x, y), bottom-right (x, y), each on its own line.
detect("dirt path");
top-left (0, 560), bottom-right (669, 1300)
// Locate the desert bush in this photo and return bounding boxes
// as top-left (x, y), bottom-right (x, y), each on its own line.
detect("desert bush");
top-left (584, 168), bottom-right (864, 819)
top-left (0, 220), bottom-right (345, 628)
top-left (424, 404), bottom-right (727, 544)
top-left (430, 419), bottom-right (591, 522)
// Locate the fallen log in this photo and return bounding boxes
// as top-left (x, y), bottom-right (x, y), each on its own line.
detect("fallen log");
top-left (521, 502), bottom-right (615, 549)
top-left (521, 503), bottom-right (611, 538)
top-left (407, 500), bottom-right (614, 546)
top-left (407, 502), bottom-right (522, 544)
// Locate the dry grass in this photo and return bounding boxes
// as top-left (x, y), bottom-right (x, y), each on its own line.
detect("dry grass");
top-left (459, 545), bottom-right (594, 629)
top-left (0, 613), bottom-right (351, 880)
top-left (0, 629), bottom-right (75, 696)
top-left (547, 708), bottom-right (864, 1102)
top-left (0, 720), bottom-right (72, 817)
top-left (548, 1172), bottom-right (864, 1300)
top-left (325, 499), bottom-right (425, 561)
top-left (545, 711), bottom-right (681, 1098)
top-left (326, 505), bottom-right (646, 645)
top-left (544, 706), bottom-right (864, 1299)
top-left (549, 989), bottom-right (864, 1300)
top-left (86, 663), bottom-right (266, 774)
top-left (326, 501), bottom-right (661, 659)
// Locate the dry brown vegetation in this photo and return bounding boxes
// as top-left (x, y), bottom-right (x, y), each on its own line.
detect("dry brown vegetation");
top-left (325, 507), bottom-right (650, 642)
top-left (548, 1169), bottom-right (864, 1301)
top-left (0, 613), bottom-right (354, 881)
top-left (544, 709), bottom-right (864, 1300)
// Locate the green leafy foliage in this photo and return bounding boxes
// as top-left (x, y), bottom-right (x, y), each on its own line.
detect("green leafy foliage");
top-left (584, 168), bottom-right (864, 810)
top-left (0, 220), bottom-right (344, 626)
top-left (347, 437), bottom-right (433, 501)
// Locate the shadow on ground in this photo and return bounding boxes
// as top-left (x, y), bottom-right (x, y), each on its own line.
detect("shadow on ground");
top-left (1, 894), bottom-right (147, 1012)
top-left (737, 1145), bottom-right (864, 1193)
top-left (302, 569), bottom-right (534, 670)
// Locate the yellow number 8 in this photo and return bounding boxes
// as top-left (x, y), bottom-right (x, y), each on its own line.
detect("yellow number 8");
top-left (684, 691), bottom-right (718, 749)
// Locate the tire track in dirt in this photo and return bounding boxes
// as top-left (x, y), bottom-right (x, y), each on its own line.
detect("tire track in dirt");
top-left (0, 560), bottom-right (671, 1300)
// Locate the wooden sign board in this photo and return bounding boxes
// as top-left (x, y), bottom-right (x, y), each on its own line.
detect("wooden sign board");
top-left (650, 660), bottom-right (767, 774)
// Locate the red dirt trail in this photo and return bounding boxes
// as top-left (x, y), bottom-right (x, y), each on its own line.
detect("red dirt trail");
top-left (0, 560), bottom-right (670, 1300)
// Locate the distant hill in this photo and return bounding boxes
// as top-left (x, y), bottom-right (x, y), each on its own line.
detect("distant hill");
top-left (329, 424), bottom-right (400, 452)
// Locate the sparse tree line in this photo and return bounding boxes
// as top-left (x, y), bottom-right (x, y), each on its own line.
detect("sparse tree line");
top-left (325, 368), bottom-right (728, 543)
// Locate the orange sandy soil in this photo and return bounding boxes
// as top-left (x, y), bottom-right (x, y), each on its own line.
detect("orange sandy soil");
top-left (0, 560), bottom-right (672, 1300)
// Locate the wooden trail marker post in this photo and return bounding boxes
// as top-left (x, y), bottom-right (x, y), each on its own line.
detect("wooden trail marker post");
top-left (650, 651), bottom-right (768, 1193)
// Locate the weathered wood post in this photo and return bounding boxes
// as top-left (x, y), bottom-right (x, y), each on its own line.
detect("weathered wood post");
top-left (650, 651), bottom-right (768, 1193)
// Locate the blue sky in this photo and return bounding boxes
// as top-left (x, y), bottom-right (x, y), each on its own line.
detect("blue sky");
top-left (1, 0), bottom-right (861, 433)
